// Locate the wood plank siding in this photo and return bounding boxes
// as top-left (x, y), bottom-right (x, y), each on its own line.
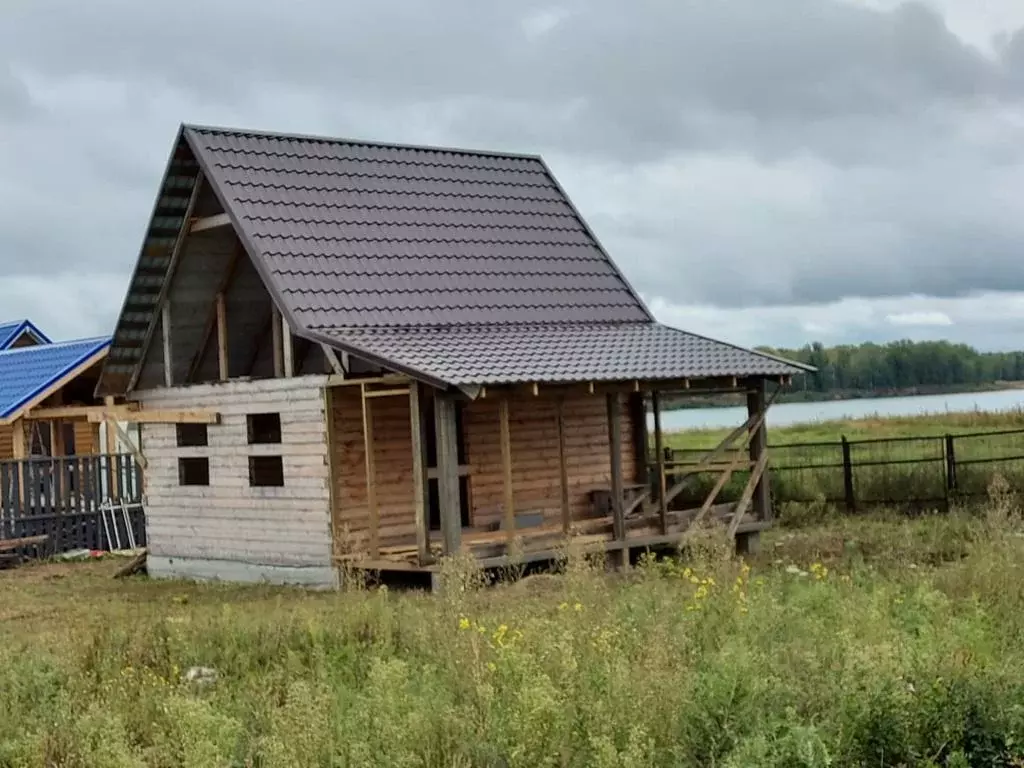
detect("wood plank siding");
top-left (135, 376), bottom-right (334, 585)
top-left (329, 388), bottom-right (640, 553)
top-left (0, 424), bottom-right (12, 460)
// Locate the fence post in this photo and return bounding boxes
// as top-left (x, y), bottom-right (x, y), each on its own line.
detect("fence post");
top-left (944, 434), bottom-right (957, 504)
top-left (841, 436), bottom-right (855, 513)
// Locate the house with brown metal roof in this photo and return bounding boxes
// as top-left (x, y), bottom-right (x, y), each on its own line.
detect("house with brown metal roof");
top-left (97, 124), bottom-right (811, 586)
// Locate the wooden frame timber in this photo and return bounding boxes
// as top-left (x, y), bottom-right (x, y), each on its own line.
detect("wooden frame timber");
top-left (334, 376), bottom-right (783, 578)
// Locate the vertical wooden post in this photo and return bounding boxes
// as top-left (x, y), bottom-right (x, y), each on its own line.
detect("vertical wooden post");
top-left (499, 397), bottom-right (515, 542)
top-left (607, 393), bottom-right (625, 542)
top-left (944, 434), bottom-right (957, 503)
top-left (12, 418), bottom-right (26, 508)
top-left (557, 397), bottom-right (571, 534)
top-left (216, 292), bottom-right (229, 380)
top-left (841, 436), bottom-right (855, 514)
top-left (271, 305), bottom-right (284, 377)
top-left (653, 390), bottom-right (667, 534)
top-left (434, 393), bottom-right (462, 555)
top-left (746, 380), bottom-right (771, 523)
top-left (281, 313), bottom-right (294, 378)
top-left (629, 392), bottom-right (649, 485)
top-left (409, 383), bottom-right (429, 564)
top-left (103, 397), bottom-right (120, 500)
top-left (323, 386), bottom-right (341, 564)
top-left (360, 384), bottom-right (379, 558)
top-left (161, 300), bottom-right (173, 387)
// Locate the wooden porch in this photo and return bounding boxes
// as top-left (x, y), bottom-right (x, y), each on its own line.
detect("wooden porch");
top-left (330, 375), bottom-right (782, 575)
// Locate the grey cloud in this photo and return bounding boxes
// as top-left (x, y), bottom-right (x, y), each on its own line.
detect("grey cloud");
top-left (1, 0), bottom-right (1024, 345)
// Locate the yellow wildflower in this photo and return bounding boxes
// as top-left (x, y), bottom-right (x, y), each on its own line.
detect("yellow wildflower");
top-left (487, 662), bottom-right (497, 672)
top-left (559, 602), bottom-right (569, 611)
top-left (458, 617), bottom-right (471, 630)
top-left (574, 602), bottom-right (583, 612)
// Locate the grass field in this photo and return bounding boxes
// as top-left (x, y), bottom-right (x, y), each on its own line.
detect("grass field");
top-left (5, 503), bottom-right (1024, 766)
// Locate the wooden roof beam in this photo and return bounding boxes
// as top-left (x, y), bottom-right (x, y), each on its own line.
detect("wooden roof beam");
top-left (189, 213), bottom-right (231, 233)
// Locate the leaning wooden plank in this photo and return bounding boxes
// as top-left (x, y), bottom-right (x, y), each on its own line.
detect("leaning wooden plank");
top-left (0, 534), bottom-right (48, 553)
top-left (113, 548), bottom-right (148, 579)
top-left (727, 452), bottom-right (769, 539)
top-left (662, 385), bottom-right (780, 508)
top-left (690, 449), bottom-right (748, 531)
top-left (360, 384), bottom-right (380, 558)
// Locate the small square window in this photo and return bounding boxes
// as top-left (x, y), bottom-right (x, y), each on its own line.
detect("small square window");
top-left (176, 423), bottom-right (208, 447)
top-left (178, 457), bottom-right (210, 486)
top-left (249, 455), bottom-right (284, 487)
top-left (247, 413), bottom-right (281, 444)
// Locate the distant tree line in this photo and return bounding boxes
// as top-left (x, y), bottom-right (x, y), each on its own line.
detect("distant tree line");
top-left (756, 340), bottom-right (1024, 394)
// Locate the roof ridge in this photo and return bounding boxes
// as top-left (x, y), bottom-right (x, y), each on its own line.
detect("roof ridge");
top-left (0, 335), bottom-right (110, 355)
top-left (325, 320), bottom-right (650, 334)
top-left (183, 123), bottom-right (546, 163)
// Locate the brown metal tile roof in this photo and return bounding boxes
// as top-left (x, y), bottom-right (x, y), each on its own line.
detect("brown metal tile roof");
top-left (184, 126), bottom-right (652, 330)
top-left (316, 324), bottom-right (811, 387)
top-left (98, 124), bottom-right (811, 395)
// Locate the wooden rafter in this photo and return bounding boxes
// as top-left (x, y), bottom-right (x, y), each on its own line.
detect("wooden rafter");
top-left (320, 344), bottom-right (346, 376)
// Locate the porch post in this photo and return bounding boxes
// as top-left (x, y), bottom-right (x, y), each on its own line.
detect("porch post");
top-left (434, 393), bottom-right (462, 555)
top-left (606, 393), bottom-right (625, 543)
top-left (652, 390), bottom-right (667, 534)
top-left (409, 383), bottom-right (430, 564)
top-left (746, 378), bottom-right (771, 523)
top-left (360, 384), bottom-right (379, 558)
top-left (499, 398), bottom-right (515, 542)
top-left (556, 397), bottom-right (571, 534)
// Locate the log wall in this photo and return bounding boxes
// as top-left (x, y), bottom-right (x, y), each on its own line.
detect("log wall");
top-left (135, 375), bottom-right (335, 586)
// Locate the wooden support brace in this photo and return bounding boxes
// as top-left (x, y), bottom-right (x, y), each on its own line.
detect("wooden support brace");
top-left (691, 449), bottom-right (747, 531)
top-left (360, 384), bottom-right (379, 558)
top-left (727, 453), bottom-right (769, 538)
top-left (499, 398), bottom-right (515, 544)
top-left (320, 344), bottom-right (346, 376)
top-left (363, 388), bottom-right (412, 399)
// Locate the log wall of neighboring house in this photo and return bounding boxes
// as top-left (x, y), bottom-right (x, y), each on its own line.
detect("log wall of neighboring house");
top-left (135, 375), bottom-right (335, 586)
top-left (0, 424), bottom-right (12, 460)
top-left (328, 387), bottom-right (640, 553)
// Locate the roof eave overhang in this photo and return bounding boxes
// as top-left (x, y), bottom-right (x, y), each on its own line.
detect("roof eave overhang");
top-left (303, 329), bottom-right (453, 391)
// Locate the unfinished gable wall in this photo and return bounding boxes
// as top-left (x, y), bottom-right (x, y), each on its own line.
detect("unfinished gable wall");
top-left (134, 375), bottom-right (335, 586)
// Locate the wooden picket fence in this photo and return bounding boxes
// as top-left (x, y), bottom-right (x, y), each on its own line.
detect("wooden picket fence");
top-left (0, 454), bottom-right (144, 557)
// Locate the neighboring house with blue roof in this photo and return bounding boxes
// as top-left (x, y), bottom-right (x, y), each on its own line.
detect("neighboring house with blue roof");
top-left (0, 335), bottom-right (112, 459)
top-left (0, 319), bottom-right (51, 351)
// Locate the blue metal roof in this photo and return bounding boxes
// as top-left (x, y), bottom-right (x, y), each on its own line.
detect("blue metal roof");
top-left (0, 319), bottom-right (51, 350)
top-left (0, 337), bottom-right (111, 420)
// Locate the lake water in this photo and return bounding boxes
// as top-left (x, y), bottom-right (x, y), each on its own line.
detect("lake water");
top-left (655, 388), bottom-right (1024, 432)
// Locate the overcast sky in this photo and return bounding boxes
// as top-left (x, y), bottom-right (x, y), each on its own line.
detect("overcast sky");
top-left (3, 0), bottom-right (1024, 351)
